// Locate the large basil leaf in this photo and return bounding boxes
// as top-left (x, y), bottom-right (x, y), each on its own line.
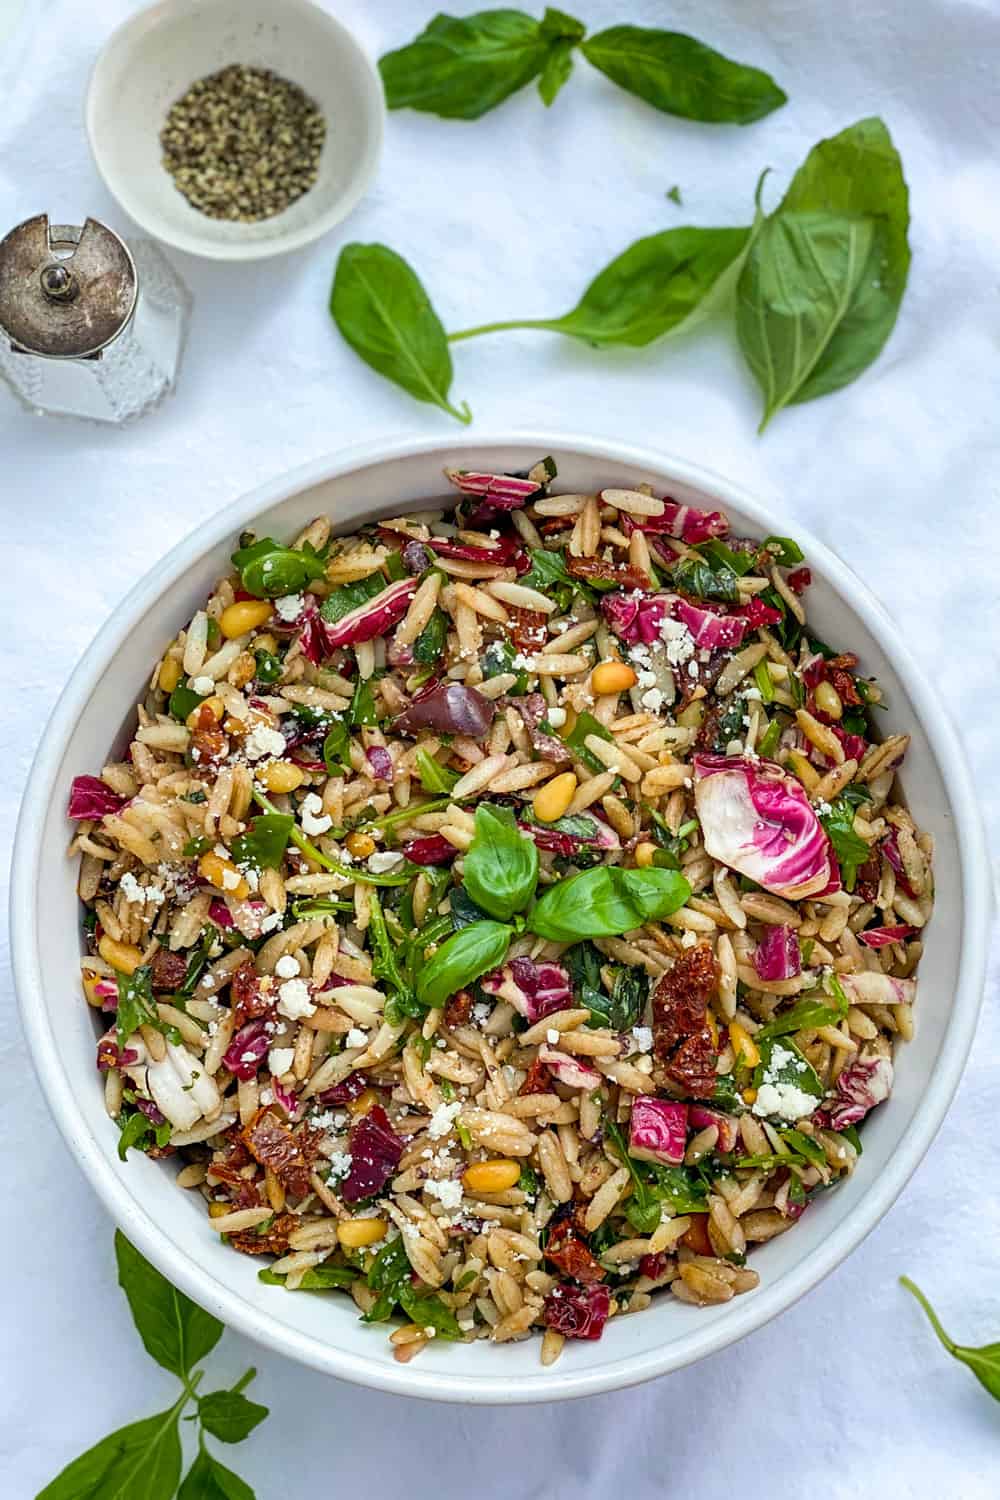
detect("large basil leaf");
top-left (36, 1406), bottom-right (183, 1500)
top-left (331, 244), bottom-right (471, 424)
top-left (415, 920), bottom-right (512, 1007)
top-left (737, 117), bottom-right (910, 427)
top-left (115, 1231), bottom-right (223, 1379)
top-left (463, 803), bottom-right (538, 920)
top-left (197, 1390), bottom-right (268, 1445)
top-left (177, 1449), bottom-right (256, 1500)
top-left (379, 10), bottom-right (552, 120)
top-left (527, 866), bottom-right (691, 941)
top-left (581, 25), bottom-right (786, 125)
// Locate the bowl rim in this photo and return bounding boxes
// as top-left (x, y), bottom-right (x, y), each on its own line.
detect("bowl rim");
top-left (83, 0), bottom-right (385, 263)
top-left (11, 431), bottom-right (990, 1404)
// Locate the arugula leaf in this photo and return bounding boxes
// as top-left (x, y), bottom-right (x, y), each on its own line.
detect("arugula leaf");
top-left (562, 708), bottom-right (615, 774)
top-left (763, 534), bottom-right (804, 566)
top-left (319, 573), bottom-right (384, 626)
top-left (367, 890), bottom-right (416, 1015)
top-left (178, 1447), bottom-right (256, 1500)
top-left (755, 988), bottom-right (848, 1041)
top-left (818, 796), bottom-right (871, 883)
top-left (116, 966), bottom-right (177, 1052)
top-left (449, 226), bottom-right (751, 347)
top-left (252, 648), bottom-right (283, 685)
top-left (115, 1231), bottom-right (223, 1379)
top-left (604, 1118), bottom-right (707, 1232)
top-left (780, 1127), bottom-right (827, 1165)
top-left (363, 1235), bottom-right (413, 1322)
top-left (117, 1109), bottom-right (171, 1161)
top-left (36, 1404), bottom-right (185, 1500)
top-left (177, 928), bottom-right (218, 998)
top-left (413, 606), bottom-right (449, 665)
top-left (230, 813), bottom-right (294, 870)
top-left (197, 1391), bottom-right (269, 1445)
top-left (415, 746), bottom-right (459, 793)
top-left (230, 538), bottom-right (325, 599)
top-left (449, 886), bottom-right (493, 929)
top-left (901, 1278), bottom-right (1000, 1404)
top-left (169, 679), bottom-right (210, 722)
top-left (585, 965), bottom-right (647, 1030)
top-left (527, 865), bottom-right (691, 941)
top-left (564, 940), bottom-right (607, 1019)
top-left (463, 803), bottom-right (539, 921)
top-left (672, 555), bottom-right (740, 602)
top-left (258, 1263), bottom-right (357, 1290)
top-left (349, 675), bottom-right (380, 727)
top-left (415, 920), bottom-right (513, 1008)
top-left (581, 24), bottom-right (786, 124)
top-left (481, 636), bottom-right (531, 692)
top-left (322, 718), bottom-right (352, 776)
top-left (330, 243), bottom-right (471, 424)
top-left (753, 1037), bottom-right (824, 1101)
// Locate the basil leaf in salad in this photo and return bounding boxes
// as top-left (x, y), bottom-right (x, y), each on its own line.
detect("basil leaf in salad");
top-left (230, 813), bottom-right (294, 870)
top-left (561, 708), bottom-right (615, 775)
top-left (415, 920), bottom-right (513, 1008)
top-left (537, 9), bottom-right (585, 106)
top-left (169, 680), bottom-right (211, 722)
top-left (581, 24), bottom-right (787, 124)
top-left (330, 243), bottom-right (471, 424)
top-left (463, 803), bottom-right (539, 921)
top-left (230, 537), bottom-right (326, 599)
top-left (322, 718), bottom-right (352, 776)
top-left (527, 866), bottom-right (691, 941)
top-left (415, 746), bottom-right (459, 793)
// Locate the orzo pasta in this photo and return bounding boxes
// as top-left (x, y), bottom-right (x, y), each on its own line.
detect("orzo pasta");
top-left (69, 458), bottom-right (931, 1360)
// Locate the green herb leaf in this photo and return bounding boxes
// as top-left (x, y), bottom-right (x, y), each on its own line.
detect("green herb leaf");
top-left (818, 796), bottom-right (871, 882)
top-left (36, 1404), bottom-right (184, 1500)
top-left (363, 1235), bottom-right (413, 1322)
top-left (900, 1277), bottom-right (1000, 1404)
top-left (197, 1391), bottom-right (269, 1445)
top-left (319, 574), bottom-right (384, 626)
top-left (413, 606), bottom-right (449, 665)
top-left (763, 534), bottom-right (804, 566)
top-left (667, 185), bottom-right (683, 206)
top-left (590, 966), bottom-right (648, 1030)
top-left (537, 8), bottom-right (585, 105)
top-left (380, 9), bottom-right (553, 120)
top-left (753, 1037), bottom-right (824, 1101)
top-left (397, 1283), bottom-right (463, 1338)
top-left (581, 24), bottom-right (786, 124)
top-left (230, 813), bottom-right (294, 870)
top-left (230, 538), bottom-right (325, 599)
top-left (672, 555), bottom-right (741, 602)
top-left (562, 708), bottom-right (615, 775)
top-left (464, 803), bottom-right (539, 921)
top-left (178, 1447), bottom-right (256, 1500)
top-left (322, 718), bottom-right (352, 776)
top-left (367, 890), bottom-right (416, 1015)
top-left (416, 746), bottom-right (459, 793)
top-left (258, 1263), bottom-right (357, 1290)
top-left (755, 990), bottom-right (847, 1040)
top-left (116, 1109), bottom-right (171, 1161)
top-left (737, 117), bottom-right (910, 428)
top-left (480, 636), bottom-right (531, 692)
top-left (169, 680), bottom-right (210, 722)
top-left (415, 920), bottom-right (512, 1008)
top-left (528, 866), bottom-right (691, 941)
top-left (115, 1231), bottom-right (223, 1379)
top-left (449, 886), bottom-right (493, 929)
top-left (116, 966), bottom-right (168, 1052)
top-left (331, 243), bottom-right (471, 424)
top-left (349, 675), bottom-right (381, 727)
top-left (253, 648), bottom-right (283, 684)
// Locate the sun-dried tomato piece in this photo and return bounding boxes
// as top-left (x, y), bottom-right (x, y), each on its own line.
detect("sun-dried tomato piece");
top-left (638, 1251), bottom-right (671, 1281)
top-left (545, 1219), bottom-right (606, 1285)
top-left (652, 946), bottom-right (717, 1055)
top-left (150, 949), bottom-right (188, 993)
top-left (565, 555), bottom-right (651, 591)
top-left (680, 1214), bottom-right (713, 1256)
top-left (854, 851), bottom-right (882, 905)
top-left (539, 516), bottom-right (575, 535)
top-left (663, 1027), bottom-right (718, 1098)
top-left (241, 1114), bottom-right (322, 1199)
top-left (229, 1211), bottom-right (299, 1257)
top-left (543, 1282), bottom-right (610, 1340)
top-left (506, 607), bottom-right (549, 653)
top-left (230, 960), bottom-right (273, 1028)
top-left (190, 705), bottom-right (229, 768)
top-left (518, 1057), bottom-right (551, 1096)
top-left (445, 988), bottom-right (473, 1027)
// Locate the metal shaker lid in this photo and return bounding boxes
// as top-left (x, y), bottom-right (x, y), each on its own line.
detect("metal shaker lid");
top-left (0, 215), bottom-right (138, 359)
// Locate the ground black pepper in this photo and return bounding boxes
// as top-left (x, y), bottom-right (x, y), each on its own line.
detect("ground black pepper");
top-left (160, 63), bottom-right (326, 222)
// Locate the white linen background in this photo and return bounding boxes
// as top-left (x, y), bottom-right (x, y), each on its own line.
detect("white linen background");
top-left (2, 0), bottom-right (999, 1493)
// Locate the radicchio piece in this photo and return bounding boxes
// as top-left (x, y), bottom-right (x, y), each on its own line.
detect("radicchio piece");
top-left (672, 596), bottom-right (748, 652)
top-left (693, 754), bottom-right (836, 900)
top-left (208, 898), bottom-right (236, 929)
top-left (271, 1077), bottom-right (300, 1119)
top-left (481, 957), bottom-right (572, 1024)
top-left (222, 1020), bottom-right (271, 1081)
top-left (819, 1053), bottom-right (894, 1130)
top-left (445, 468), bottom-right (542, 510)
top-left (340, 1104), bottom-right (403, 1203)
top-left (835, 972), bottom-right (916, 1007)
top-left (97, 1029), bottom-right (138, 1071)
top-left (687, 1104), bottom-right (740, 1154)
top-left (322, 578), bottom-right (418, 651)
top-left (543, 1282), bottom-right (610, 1340)
top-left (537, 1044), bottom-right (603, 1091)
top-left (610, 492), bottom-right (729, 544)
top-left (92, 976), bottom-right (120, 1012)
top-left (506, 694), bottom-right (571, 764)
top-left (67, 775), bottom-right (126, 820)
top-left (366, 745), bottom-right (394, 783)
top-left (387, 637), bottom-right (415, 668)
top-left (401, 833), bottom-right (457, 866)
top-left (753, 924), bottom-right (802, 981)
top-left (786, 566), bottom-right (812, 594)
top-left (402, 539), bottom-right (433, 573)
top-left (395, 681), bottom-right (494, 739)
top-left (858, 924), bottom-right (915, 948)
top-left (518, 812), bottom-right (621, 860)
top-left (881, 829), bottom-right (916, 897)
top-left (426, 533), bottom-right (525, 567)
top-left (296, 604), bottom-right (328, 667)
top-left (601, 590), bottom-right (669, 646)
top-left (135, 1097), bottom-right (167, 1126)
top-left (316, 1071), bottom-right (369, 1107)
top-left (628, 1096), bottom-right (688, 1166)
top-left (738, 595), bottom-right (784, 630)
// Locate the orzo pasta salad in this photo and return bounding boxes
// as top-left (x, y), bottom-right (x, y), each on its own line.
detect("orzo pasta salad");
top-left (70, 458), bottom-right (932, 1363)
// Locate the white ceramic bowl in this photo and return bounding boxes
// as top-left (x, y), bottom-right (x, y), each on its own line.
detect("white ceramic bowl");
top-left (11, 435), bottom-right (989, 1403)
top-left (85, 0), bottom-right (384, 261)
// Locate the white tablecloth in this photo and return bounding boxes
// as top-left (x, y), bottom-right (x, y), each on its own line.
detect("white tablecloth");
top-left (3, 0), bottom-right (999, 1493)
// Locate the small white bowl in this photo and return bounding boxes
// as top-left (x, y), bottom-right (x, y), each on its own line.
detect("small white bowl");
top-left (11, 435), bottom-right (990, 1403)
top-left (85, 0), bottom-right (384, 261)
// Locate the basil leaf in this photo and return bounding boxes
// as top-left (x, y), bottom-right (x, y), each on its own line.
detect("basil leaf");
top-left (672, 555), bottom-right (741, 602)
top-left (738, 116), bottom-right (910, 428)
top-left (449, 886), bottom-right (493, 929)
top-left (115, 1231), bottom-right (223, 1378)
top-left (413, 606), bottom-right (449, 665)
top-left (562, 708), bottom-right (614, 775)
top-left (116, 1109), bottom-right (169, 1161)
top-left (780, 1127), bottom-right (827, 1165)
top-left (380, 10), bottom-right (552, 120)
top-left (520, 546), bottom-right (575, 605)
top-left (416, 746), bottom-right (459, 793)
top-left (178, 1448), bottom-right (256, 1500)
top-left (322, 719), bottom-right (352, 776)
top-left (169, 679), bottom-right (210, 722)
top-left (230, 813), bottom-right (294, 870)
top-left (753, 1037), bottom-right (824, 1100)
top-left (538, 9), bottom-right (585, 105)
top-left (464, 803), bottom-right (539, 921)
top-left (415, 920), bottom-right (512, 1008)
top-left (755, 991), bottom-right (847, 1040)
top-left (581, 24), bottom-right (786, 125)
top-left (319, 573), bottom-right (384, 625)
top-left (819, 796), bottom-right (870, 881)
top-left (363, 1235), bottom-right (413, 1322)
top-left (259, 1262), bottom-right (357, 1290)
top-left (349, 675), bottom-right (380, 727)
top-left (527, 866), bottom-right (691, 941)
top-left (36, 1406), bottom-right (184, 1500)
top-left (901, 1277), bottom-right (1000, 1404)
top-left (397, 1283), bottom-right (463, 1339)
top-left (331, 243), bottom-right (471, 424)
top-left (763, 534), bottom-right (804, 566)
top-left (197, 1391), bottom-right (269, 1444)
top-left (230, 538), bottom-right (325, 599)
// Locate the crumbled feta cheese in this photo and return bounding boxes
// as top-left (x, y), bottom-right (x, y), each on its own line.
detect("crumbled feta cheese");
top-left (687, 658), bottom-right (700, 679)
top-left (245, 725), bottom-right (287, 761)
top-left (511, 652), bottom-right (534, 670)
top-left (472, 1002), bottom-right (491, 1025)
top-left (274, 593), bottom-right (304, 622)
top-left (427, 1100), bottom-right (462, 1139)
top-left (640, 687), bottom-right (666, 714)
top-left (275, 954), bottom-right (300, 979)
top-left (300, 791), bottom-right (332, 836)
top-left (277, 978), bottom-right (315, 1020)
top-left (425, 1177), bottom-right (464, 1209)
top-left (546, 1028), bottom-right (561, 1045)
top-left (752, 1044), bottom-right (820, 1122)
top-left (259, 910), bottom-right (284, 934)
top-left (660, 617), bottom-right (696, 666)
top-left (814, 800), bottom-right (833, 816)
top-left (367, 850), bottom-right (404, 873)
top-left (221, 866), bottom-right (242, 891)
top-left (328, 1151), bottom-right (353, 1178)
top-left (680, 929), bottom-right (698, 948)
top-left (258, 1088), bottom-right (274, 1106)
top-left (190, 675), bottom-right (215, 695)
top-left (118, 871), bottom-right (166, 907)
top-left (345, 1027), bottom-right (368, 1050)
top-left (631, 1026), bottom-right (654, 1054)
top-left (546, 706), bottom-right (567, 727)
top-left (268, 1047), bottom-right (294, 1076)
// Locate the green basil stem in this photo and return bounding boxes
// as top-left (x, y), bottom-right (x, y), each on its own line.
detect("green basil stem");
top-left (448, 318), bottom-right (559, 342)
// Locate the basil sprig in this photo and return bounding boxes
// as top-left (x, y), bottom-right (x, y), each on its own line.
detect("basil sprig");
top-left (330, 243), bottom-right (471, 424)
top-left (526, 865), bottom-right (691, 941)
top-left (463, 803), bottom-right (539, 921)
top-left (415, 920), bottom-right (513, 1008)
top-left (230, 537), bottom-right (326, 598)
top-left (901, 1278), bottom-right (1000, 1405)
top-left (37, 1233), bottom-right (267, 1499)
